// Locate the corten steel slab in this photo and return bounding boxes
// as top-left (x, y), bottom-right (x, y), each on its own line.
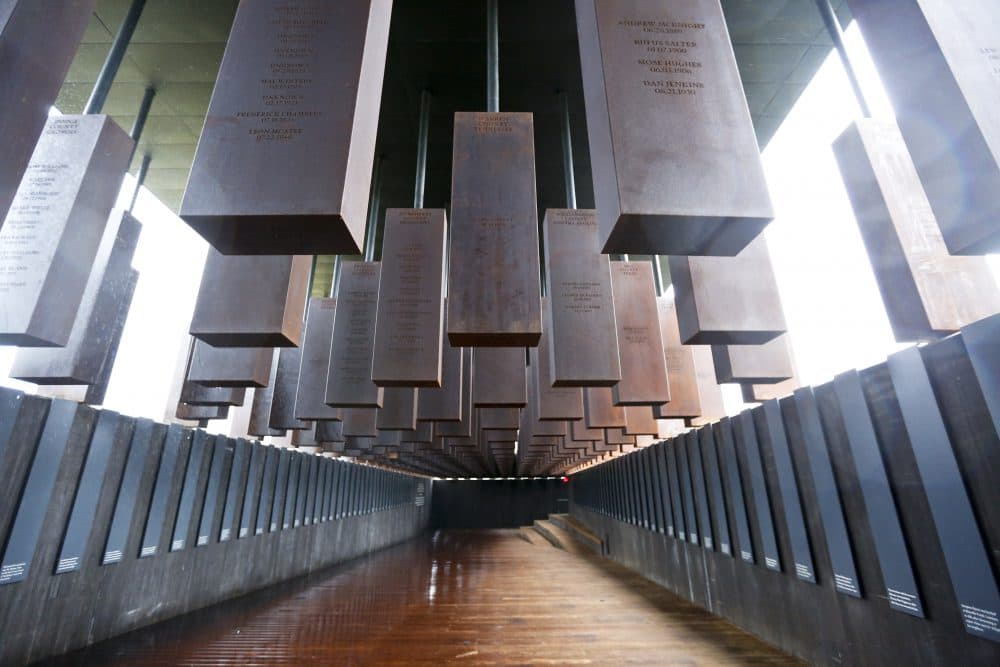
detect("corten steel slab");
top-left (291, 423), bottom-right (318, 448)
top-left (960, 314), bottom-right (1000, 436)
top-left (669, 234), bottom-right (787, 345)
top-left (712, 334), bottom-right (795, 384)
top-left (295, 298), bottom-right (343, 421)
top-left (432, 350), bottom-right (473, 436)
top-left (190, 251), bottom-right (310, 347)
top-left (653, 296), bottom-right (701, 420)
top-left (833, 119), bottom-right (1000, 341)
top-left (417, 306), bottom-right (464, 422)
top-left (373, 208), bottom-right (446, 386)
top-left (584, 387), bottom-right (626, 429)
top-left (179, 0), bottom-right (392, 255)
top-left (610, 261), bottom-right (670, 405)
top-left (472, 347), bottom-right (527, 407)
top-left (0, 115), bottom-right (132, 346)
top-left (848, 0), bottom-right (1000, 255)
top-left (83, 268), bottom-right (139, 406)
top-left (315, 419), bottom-right (345, 444)
top-left (571, 419), bottom-right (603, 443)
top-left (741, 377), bottom-right (799, 404)
top-left (268, 347), bottom-right (310, 431)
top-left (575, 0), bottom-right (772, 256)
top-left (176, 403), bottom-right (229, 421)
top-left (686, 346), bottom-right (726, 427)
top-left (401, 421), bottom-right (433, 444)
top-left (532, 301), bottom-right (584, 421)
top-left (187, 340), bottom-right (272, 388)
top-left (447, 112), bottom-right (541, 346)
top-left (479, 408), bottom-right (520, 431)
top-left (181, 382), bottom-right (245, 408)
top-left (624, 406), bottom-right (659, 436)
top-left (376, 429), bottom-right (402, 447)
top-left (0, 0), bottom-right (94, 224)
top-left (11, 210), bottom-right (141, 384)
top-left (542, 209), bottom-right (621, 386)
top-left (605, 428), bottom-right (635, 446)
top-left (248, 349), bottom-right (286, 437)
top-left (343, 408), bottom-right (378, 438)
top-left (325, 262), bottom-right (383, 408)
top-left (377, 388), bottom-right (419, 430)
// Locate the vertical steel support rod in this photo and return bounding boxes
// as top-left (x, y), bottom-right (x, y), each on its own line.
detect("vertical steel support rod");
top-left (364, 154), bottom-right (384, 262)
top-left (560, 92), bottom-right (577, 209)
top-left (85, 0), bottom-right (150, 115)
top-left (128, 86), bottom-right (156, 163)
top-left (414, 90), bottom-right (431, 209)
top-left (331, 256), bottom-right (343, 297)
top-left (815, 0), bottom-right (871, 118)
top-left (487, 0), bottom-right (499, 112)
top-left (128, 153), bottom-right (151, 213)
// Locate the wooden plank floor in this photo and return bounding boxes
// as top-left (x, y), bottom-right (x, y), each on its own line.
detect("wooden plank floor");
top-left (45, 530), bottom-right (800, 665)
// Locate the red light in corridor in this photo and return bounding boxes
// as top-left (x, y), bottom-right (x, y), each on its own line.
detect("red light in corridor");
top-left (561, 476), bottom-right (569, 483)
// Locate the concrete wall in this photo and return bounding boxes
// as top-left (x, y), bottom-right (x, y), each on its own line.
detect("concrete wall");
top-left (570, 327), bottom-right (1000, 666)
top-left (431, 478), bottom-right (568, 528)
top-left (0, 390), bottom-right (431, 666)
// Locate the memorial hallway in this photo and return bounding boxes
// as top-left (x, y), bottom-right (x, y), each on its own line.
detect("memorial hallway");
top-left (43, 529), bottom-right (800, 666)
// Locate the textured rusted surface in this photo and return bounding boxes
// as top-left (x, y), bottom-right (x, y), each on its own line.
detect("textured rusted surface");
top-left (326, 262), bottom-right (383, 408)
top-left (295, 298), bottom-right (343, 421)
top-left (542, 209), bottom-right (620, 386)
top-left (576, 0), bottom-right (772, 255)
top-left (712, 334), bottom-right (795, 384)
top-left (190, 251), bottom-right (309, 347)
top-left (187, 341), bottom-right (273, 388)
top-left (584, 387), bottom-right (626, 429)
top-left (669, 235), bottom-right (786, 345)
top-left (180, 0), bottom-right (392, 254)
top-left (848, 0), bottom-right (1000, 255)
top-left (377, 388), bottom-right (419, 430)
top-left (448, 112), bottom-right (541, 346)
top-left (833, 119), bottom-right (1000, 341)
top-left (0, 115), bottom-right (132, 347)
top-left (472, 347), bottom-right (526, 407)
top-left (653, 296), bottom-right (701, 420)
top-left (610, 261), bottom-right (670, 406)
top-left (532, 301), bottom-right (584, 421)
top-left (416, 307), bottom-right (464, 422)
top-left (373, 208), bottom-right (447, 386)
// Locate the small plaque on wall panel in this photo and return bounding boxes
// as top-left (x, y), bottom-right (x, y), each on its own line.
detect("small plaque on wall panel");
top-left (833, 369), bottom-right (924, 617)
top-left (755, 401), bottom-right (816, 583)
top-left (104, 420), bottom-right (164, 564)
top-left (171, 430), bottom-right (212, 551)
top-left (326, 262), bottom-right (383, 408)
top-left (887, 347), bottom-right (999, 640)
top-left (373, 208), bottom-right (447, 386)
top-left (448, 112), bottom-right (541, 346)
top-left (295, 297), bottom-right (343, 421)
top-left (180, 0), bottom-right (393, 254)
top-left (1, 401), bottom-right (88, 584)
top-left (847, 0), bottom-right (1000, 255)
top-left (55, 410), bottom-right (128, 573)
top-left (713, 418), bottom-right (753, 563)
top-left (791, 388), bottom-right (861, 597)
top-left (733, 410), bottom-right (781, 571)
top-left (0, 115), bottom-right (133, 347)
top-left (609, 261), bottom-right (670, 405)
top-left (542, 209), bottom-right (620, 386)
top-left (139, 425), bottom-right (189, 558)
top-left (575, 0), bottom-right (772, 255)
top-left (190, 251), bottom-right (310, 347)
top-left (669, 235), bottom-right (786, 345)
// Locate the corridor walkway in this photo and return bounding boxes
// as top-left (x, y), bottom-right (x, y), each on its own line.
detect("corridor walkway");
top-left (46, 530), bottom-right (799, 665)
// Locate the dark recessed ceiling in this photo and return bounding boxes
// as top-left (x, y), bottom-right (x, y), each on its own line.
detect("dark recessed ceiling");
top-left (56, 0), bottom-right (849, 296)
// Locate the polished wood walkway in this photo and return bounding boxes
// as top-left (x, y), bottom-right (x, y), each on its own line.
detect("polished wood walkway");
top-left (47, 530), bottom-right (799, 665)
